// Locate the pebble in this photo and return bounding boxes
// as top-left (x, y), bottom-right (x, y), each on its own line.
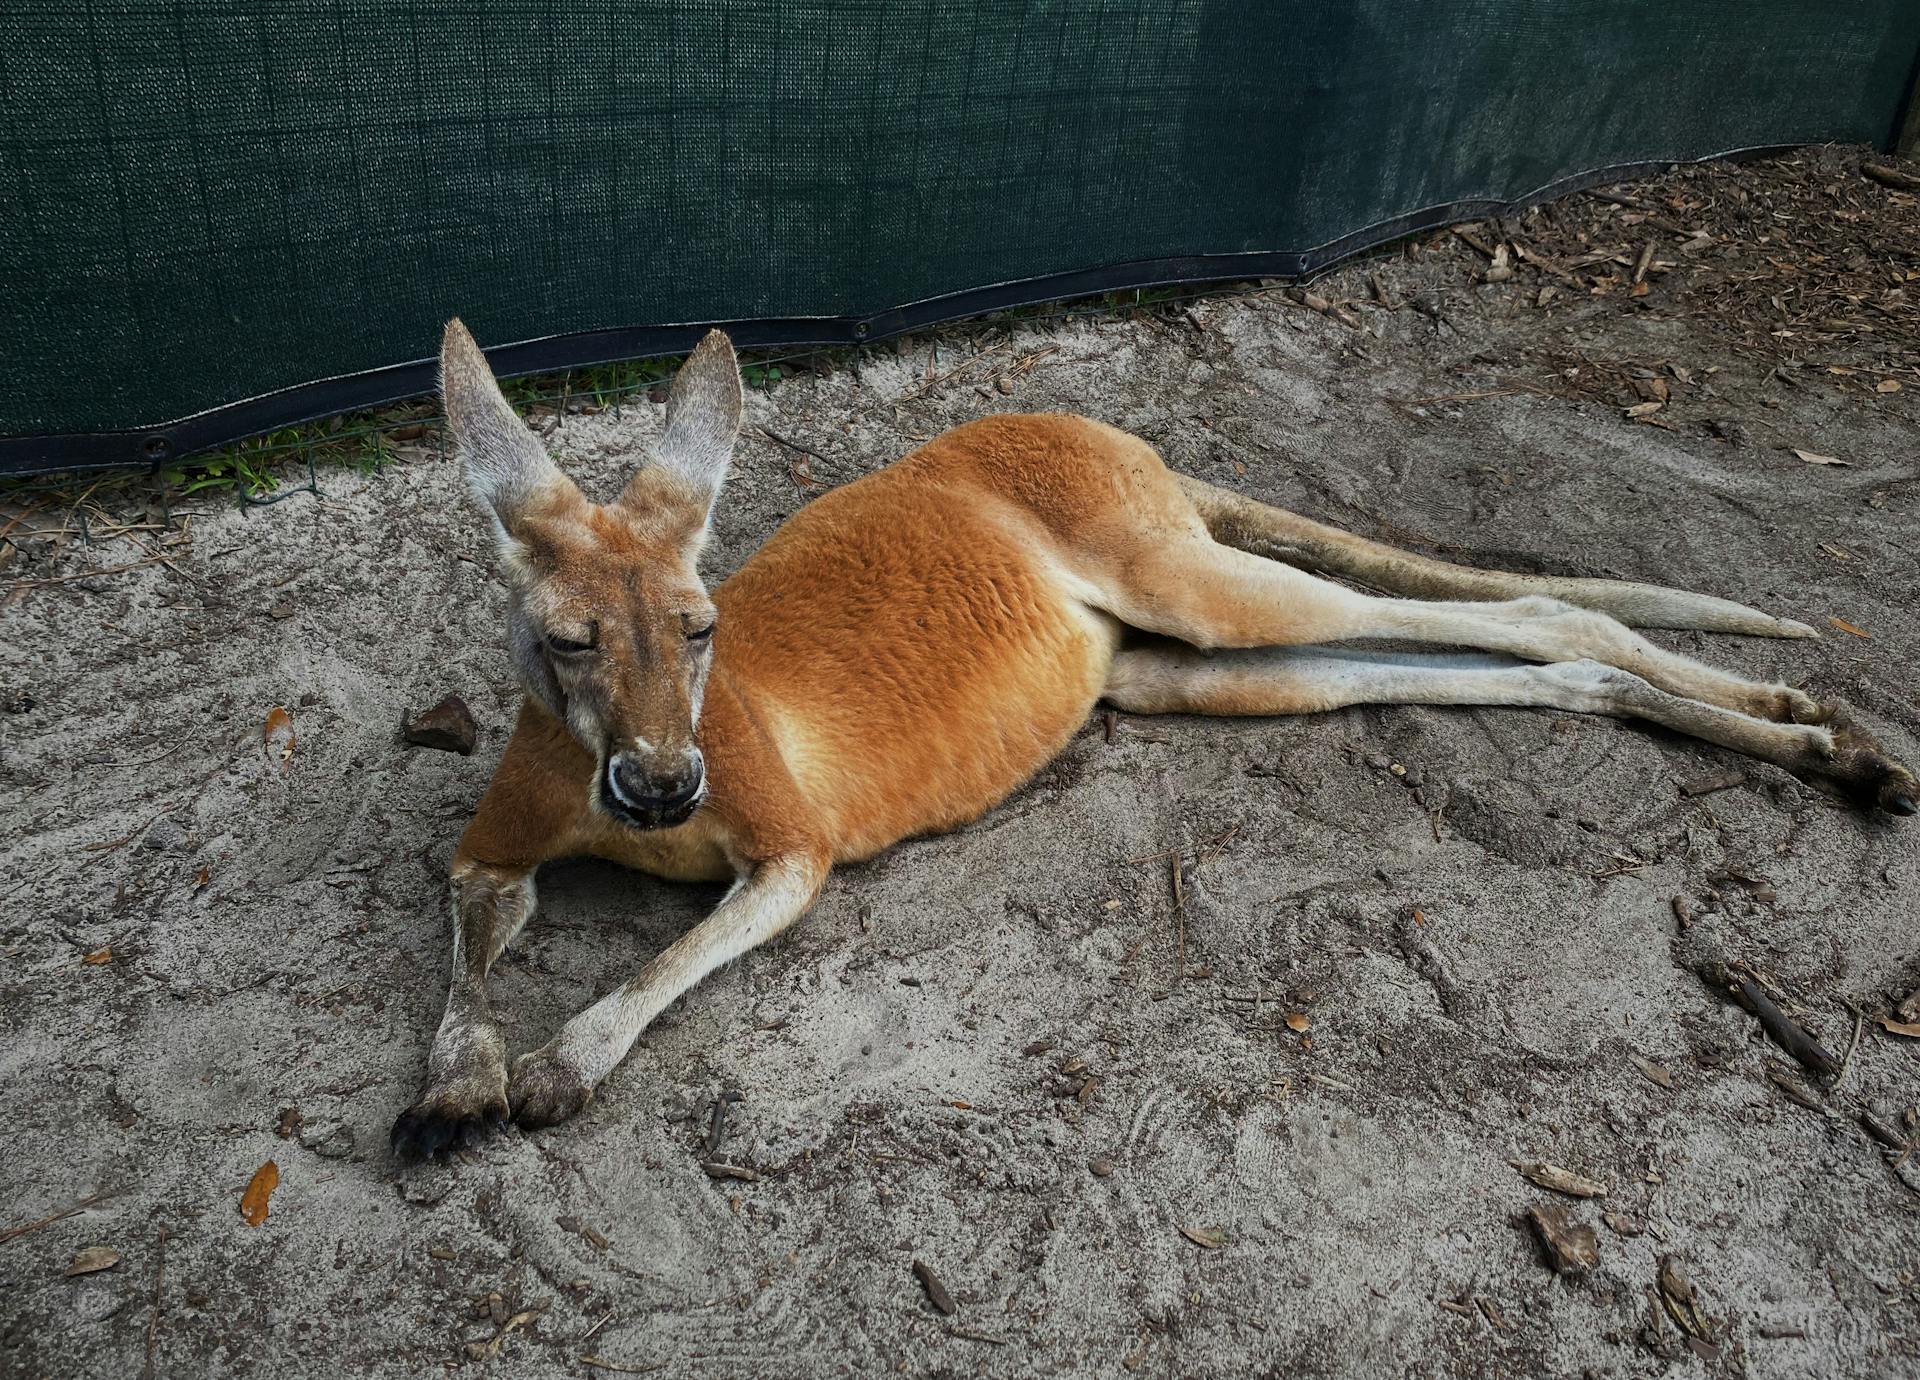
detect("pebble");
top-left (402, 694), bottom-right (478, 755)
top-left (297, 1117), bottom-right (356, 1159)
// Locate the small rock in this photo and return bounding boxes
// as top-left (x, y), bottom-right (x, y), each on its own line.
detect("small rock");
top-left (994, 376), bottom-right (1015, 395)
top-left (1679, 768), bottom-right (1745, 798)
top-left (1603, 1211), bottom-right (1645, 1237)
top-left (274, 1106), bottom-right (304, 1139)
top-left (402, 695), bottom-right (478, 755)
top-left (1089, 1157), bottom-right (1115, 1178)
top-left (141, 815), bottom-right (188, 853)
top-left (297, 1117), bottom-right (356, 1159)
top-left (66, 1279), bottom-right (128, 1324)
top-left (1529, 1203), bottom-right (1599, 1274)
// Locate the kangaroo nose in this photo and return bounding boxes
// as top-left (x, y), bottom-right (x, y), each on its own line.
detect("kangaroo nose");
top-left (605, 751), bottom-right (703, 813)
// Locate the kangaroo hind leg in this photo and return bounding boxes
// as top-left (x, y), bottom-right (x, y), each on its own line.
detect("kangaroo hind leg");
top-left (1105, 644), bottom-right (1918, 815)
top-left (1174, 473), bottom-right (1815, 639)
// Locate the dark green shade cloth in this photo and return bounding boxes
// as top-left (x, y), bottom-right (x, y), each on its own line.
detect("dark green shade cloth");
top-left (2, 1), bottom-right (1916, 471)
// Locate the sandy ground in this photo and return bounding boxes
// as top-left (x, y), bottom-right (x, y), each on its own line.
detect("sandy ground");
top-left (5, 155), bottom-right (1920, 1379)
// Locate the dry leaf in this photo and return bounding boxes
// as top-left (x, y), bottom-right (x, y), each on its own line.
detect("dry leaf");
top-left (1624, 401), bottom-right (1664, 418)
top-left (63, 1246), bottom-right (122, 1276)
top-left (1179, 1225), bottom-right (1228, 1249)
top-left (193, 867), bottom-right (212, 890)
top-left (82, 947), bottom-right (112, 965)
top-left (1829, 617), bottom-right (1872, 639)
top-left (1792, 449), bottom-right (1851, 466)
top-left (263, 706), bottom-right (296, 768)
top-left (1631, 1055), bottom-right (1673, 1089)
top-left (240, 1161), bottom-right (279, 1227)
top-left (1877, 379), bottom-right (1902, 393)
top-left (1512, 1160), bottom-right (1607, 1198)
top-left (1284, 1013), bottom-right (1310, 1033)
top-left (1878, 1017), bottom-right (1920, 1039)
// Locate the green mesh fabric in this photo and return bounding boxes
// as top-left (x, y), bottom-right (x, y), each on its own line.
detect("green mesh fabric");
top-left (1, 1), bottom-right (1915, 468)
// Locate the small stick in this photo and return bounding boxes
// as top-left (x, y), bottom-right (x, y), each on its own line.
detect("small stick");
top-left (82, 803), bottom-right (178, 855)
top-left (1700, 963), bottom-right (1841, 1080)
top-left (582, 1358), bottom-right (667, 1376)
top-left (1862, 162), bottom-right (1920, 193)
top-left (1632, 242), bottom-right (1656, 284)
top-left (703, 1089), bottom-right (743, 1158)
top-left (1860, 1111), bottom-right (1912, 1158)
top-left (5, 554), bottom-right (168, 592)
top-left (1450, 226), bottom-right (1498, 258)
top-left (1833, 1002), bottom-right (1866, 1088)
top-left (142, 1224), bottom-right (168, 1380)
top-left (0, 1187), bottom-right (123, 1245)
top-left (948, 1327), bottom-right (1008, 1345)
top-left (1170, 854), bottom-right (1187, 989)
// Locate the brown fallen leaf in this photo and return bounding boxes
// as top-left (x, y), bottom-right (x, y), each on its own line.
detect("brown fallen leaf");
top-left (240, 1161), bottom-right (279, 1227)
top-left (193, 866), bottom-right (212, 890)
top-left (1792, 449), bottom-right (1851, 466)
top-left (1657, 1256), bottom-right (1716, 1348)
top-left (1512, 1160), bottom-right (1608, 1198)
top-left (1527, 1203), bottom-right (1598, 1275)
top-left (1631, 1055), bottom-right (1673, 1089)
top-left (1624, 401), bottom-right (1664, 418)
top-left (1877, 379), bottom-right (1902, 393)
top-left (63, 1246), bottom-right (122, 1276)
top-left (263, 706), bottom-right (296, 768)
top-left (82, 947), bottom-right (112, 965)
top-left (1179, 1225), bottom-right (1228, 1249)
top-left (1284, 1012), bottom-right (1310, 1033)
top-left (1878, 1017), bottom-right (1920, 1039)
top-left (912, 1259), bottom-right (956, 1315)
top-left (1829, 617), bottom-right (1872, 639)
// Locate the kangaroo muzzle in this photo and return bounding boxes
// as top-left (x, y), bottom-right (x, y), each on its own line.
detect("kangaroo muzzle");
top-left (601, 747), bottom-right (705, 829)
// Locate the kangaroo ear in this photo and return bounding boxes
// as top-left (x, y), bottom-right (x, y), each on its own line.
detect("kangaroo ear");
top-left (440, 318), bottom-right (569, 536)
top-left (645, 329), bottom-right (742, 512)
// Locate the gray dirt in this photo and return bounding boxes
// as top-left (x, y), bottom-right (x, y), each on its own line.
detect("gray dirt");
top-left (5, 175), bottom-right (1920, 1379)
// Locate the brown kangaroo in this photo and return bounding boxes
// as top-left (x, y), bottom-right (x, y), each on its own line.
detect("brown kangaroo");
top-left (390, 319), bottom-right (1916, 1157)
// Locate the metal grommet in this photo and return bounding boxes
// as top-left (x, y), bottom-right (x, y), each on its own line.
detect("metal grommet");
top-left (852, 322), bottom-right (870, 340)
top-left (143, 436), bottom-right (172, 460)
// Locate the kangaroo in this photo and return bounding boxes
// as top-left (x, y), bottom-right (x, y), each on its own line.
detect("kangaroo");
top-left (391, 319), bottom-right (1917, 1157)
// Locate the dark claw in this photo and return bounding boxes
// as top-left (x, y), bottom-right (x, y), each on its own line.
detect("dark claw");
top-left (1884, 790), bottom-right (1918, 817)
top-left (390, 1104), bottom-right (506, 1161)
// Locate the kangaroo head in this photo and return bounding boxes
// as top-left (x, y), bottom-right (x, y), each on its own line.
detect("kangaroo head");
top-left (439, 318), bottom-right (742, 830)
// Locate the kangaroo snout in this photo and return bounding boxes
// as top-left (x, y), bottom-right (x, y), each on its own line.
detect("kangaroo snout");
top-left (602, 747), bottom-right (704, 827)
